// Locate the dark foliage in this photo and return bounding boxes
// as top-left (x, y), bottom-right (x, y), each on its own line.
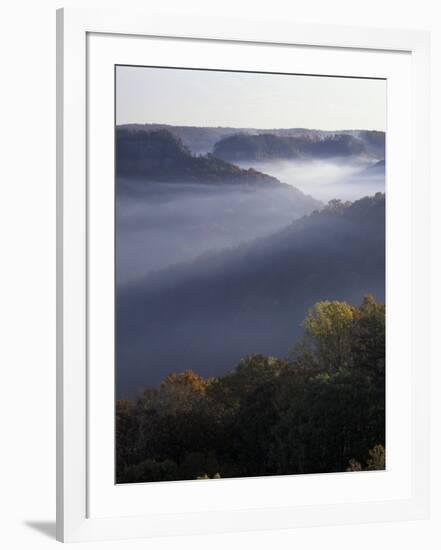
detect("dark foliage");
top-left (116, 128), bottom-right (286, 186)
top-left (118, 123), bottom-right (385, 159)
top-left (213, 133), bottom-right (369, 162)
top-left (116, 295), bottom-right (385, 483)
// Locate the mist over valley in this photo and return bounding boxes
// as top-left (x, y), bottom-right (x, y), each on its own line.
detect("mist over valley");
top-left (116, 191), bottom-right (385, 397)
top-left (115, 66), bottom-right (388, 482)
top-left (234, 158), bottom-right (385, 202)
top-left (116, 125), bottom-right (385, 397)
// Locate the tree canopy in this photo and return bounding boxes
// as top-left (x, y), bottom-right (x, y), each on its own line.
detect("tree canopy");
top-left (116, 295), bottom-right (385, 483)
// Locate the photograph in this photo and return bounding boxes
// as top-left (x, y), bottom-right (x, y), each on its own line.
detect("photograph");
top-left (115, 65), bottom-right (386, 484)
top-left (0, 0), bottom-right (433, 545)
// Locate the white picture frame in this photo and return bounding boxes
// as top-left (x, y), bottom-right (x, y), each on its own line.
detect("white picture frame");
top-left (56, 7), bottom-right (430, 543)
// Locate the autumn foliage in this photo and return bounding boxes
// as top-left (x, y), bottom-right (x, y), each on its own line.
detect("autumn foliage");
top-left (116, 295), bottom-right (385, 483)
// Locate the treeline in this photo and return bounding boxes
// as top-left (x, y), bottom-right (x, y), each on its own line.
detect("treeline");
top-left (116, 295), bottom-right (385, 483)
top-left (118, 124), bottom-right (385, 158)
top-left (116, 128), bottom-right (286, 186)
top-left (213, 132), bottom-right (370, 162)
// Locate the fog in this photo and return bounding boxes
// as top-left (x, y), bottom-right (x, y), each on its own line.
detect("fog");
top-left (236, 158), bottom-right (385, 202)
top-left (116, 194), bottom-right (385, 397)
top-left (116, 178), bottom-right (320, 285)
top-left (115, 161), bottom-right (385, 397)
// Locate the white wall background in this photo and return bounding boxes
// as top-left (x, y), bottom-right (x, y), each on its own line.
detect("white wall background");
top-left (0, 0), bottom-right (439, 548)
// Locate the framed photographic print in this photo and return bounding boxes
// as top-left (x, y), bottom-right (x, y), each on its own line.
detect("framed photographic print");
top-left (56, 8), bottom-right (430, 543)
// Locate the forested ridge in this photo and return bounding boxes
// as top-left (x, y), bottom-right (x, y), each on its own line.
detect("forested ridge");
top-left (115, 123), bottom-right (386, 483)
top-left (116, 193), bottom-right (385, 394)
top-left (117, 128), bottom-right (287, 186)
top-left (213, 133), bottom-right (371, 162)
top-left (116, 295), bottom-right (385, 483)
top-left (119, 123), bottom-right (385, 158)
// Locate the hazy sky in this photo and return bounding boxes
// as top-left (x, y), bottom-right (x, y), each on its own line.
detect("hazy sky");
top-left (116, 65), bottom-right (386, 131)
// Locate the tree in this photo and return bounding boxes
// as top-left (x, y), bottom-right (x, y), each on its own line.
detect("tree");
top-left (162, 370), bottom-right (208, 393)
top-left (115, 399), bottom-right (139, 479)
top-left (296, 300), bottom-right (355, 371)
top-left (346, 444), bottom-right (385, 472)
top-left (366, 444), bottom-right (385, 470)
top-left (352, 294), bottom-right (385, 375)
top-left (115, 297), bottom-right (386, 483)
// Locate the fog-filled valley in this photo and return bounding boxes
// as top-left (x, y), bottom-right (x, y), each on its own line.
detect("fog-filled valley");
top-left (115, 67), bottom-right (387, 482)
top-left (116, 128), bottom-right (322, 282)
top-left (117, 180), bottom-right (321, 283)
top-left (119, 124), bottom-right (385, 202)
top-left (234, 158), bottom-right (385, 202)
top-left (116, 125), bottom-right (385, 397)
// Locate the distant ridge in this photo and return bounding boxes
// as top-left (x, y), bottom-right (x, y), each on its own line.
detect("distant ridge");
top-left (118, 123), bottom-right (385, 158)
top-left (213, 133), bottom-right (369, 162)
top-left (117, 128), bottom-right (289, 186)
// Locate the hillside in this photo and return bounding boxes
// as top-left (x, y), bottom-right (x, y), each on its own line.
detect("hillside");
top-left (119, 123), bottom-right (385, 158)
top-left (117, 128), bottom-right (287, 186)
top-left (116, 126), bottom-right (323, 284)
top-left (213, 133), bottom-right (371, 162)
top-left (117, 193), bottom-right (385, 396)
top-left (359, 159), bottom-right (386, 177)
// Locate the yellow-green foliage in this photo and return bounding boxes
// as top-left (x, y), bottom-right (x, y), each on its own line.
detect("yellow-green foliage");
top-left (302, 300), bottom-right (354, 370)
top-left (197, 472), bottom-right (221, 480)
top-left (116, 295), bottom-right (385, 483)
